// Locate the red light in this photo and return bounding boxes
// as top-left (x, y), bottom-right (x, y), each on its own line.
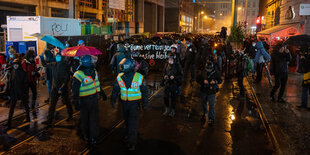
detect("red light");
top-left (256, 16), bottom-right (261, 24)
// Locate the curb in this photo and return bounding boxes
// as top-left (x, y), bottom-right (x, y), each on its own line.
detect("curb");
top-left (245, 78), bottom-right (292, 155)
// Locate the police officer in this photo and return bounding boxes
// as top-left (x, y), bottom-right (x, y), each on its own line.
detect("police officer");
top-left (43, 53), bottom-right (73, 127)
top-left (72, 55), bottom-right (107, 144)
top-left (131, 51), bottom-right (148, 76)
top-left (162, 55), bottom-right (183, 117)
top-left (110, 58), bottom-right (148, 151)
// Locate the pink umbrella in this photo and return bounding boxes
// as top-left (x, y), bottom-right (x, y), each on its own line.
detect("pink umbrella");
top-left (61, 46), bottom-right (102, 57)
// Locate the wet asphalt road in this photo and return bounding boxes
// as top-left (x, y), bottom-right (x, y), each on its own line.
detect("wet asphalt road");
top-left (0, 71), bottom-right (273, 155)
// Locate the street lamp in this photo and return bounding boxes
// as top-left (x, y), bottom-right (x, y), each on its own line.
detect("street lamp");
top-left (238, 7), bottom-right (242, 11)
top-left (220, 13), bottom-right (223, 16)
top-left (201, 11), bottom-right (204, 15)
top-left (204, 15), bottom-right (208, 19)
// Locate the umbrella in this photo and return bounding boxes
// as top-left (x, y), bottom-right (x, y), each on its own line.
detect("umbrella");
top-left (61, 46), bottom-right (102, 57)
top-left (41, 35), bottom-right (65, 50)
top-left (284, 35), bottom-right (310, 46)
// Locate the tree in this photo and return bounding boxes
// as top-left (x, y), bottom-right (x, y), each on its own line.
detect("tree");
top-left (228, 23), bottom-right (245, 45)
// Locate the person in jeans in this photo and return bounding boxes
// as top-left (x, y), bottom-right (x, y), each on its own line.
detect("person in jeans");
top-left (197, 58), bottom-right (222, 125)
top-left (254, 41), bottom-right (271, 83)
top-left (270, 43), bottom-right (292, 103)
top-left (297, 52), bottom-right (310, 110)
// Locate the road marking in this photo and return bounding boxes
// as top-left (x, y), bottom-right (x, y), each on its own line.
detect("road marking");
top-left (1, 85), bottom-right (113, 154)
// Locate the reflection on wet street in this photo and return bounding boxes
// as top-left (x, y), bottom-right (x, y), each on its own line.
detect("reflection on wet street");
top-left (0, 72), bottom-right (273, 155)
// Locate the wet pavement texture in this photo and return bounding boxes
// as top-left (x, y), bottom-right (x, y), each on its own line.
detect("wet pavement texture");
top-left (0, 71), bottom-right (273, 155)
top-left (252, 72), bottom-right (310, 154)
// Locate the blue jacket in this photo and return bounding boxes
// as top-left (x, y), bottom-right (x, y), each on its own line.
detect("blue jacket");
top-left (254, 41), bottom-right (271, 63)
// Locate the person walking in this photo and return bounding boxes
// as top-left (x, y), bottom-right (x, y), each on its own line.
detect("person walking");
top-left (72, 55), bottom-right (107, 144)
top-left (197, 59), bottom-right (222, 125)
top-left (22, 50), bottom-right (39, 111)
top-left (162, 55), bottom-right (183, 117)
top-left (5, 59), bottom-right (30, 129)
top-left (270, 44), bottom-right (292, 103)
top-left (43, 53), bottom-right (73, 127)
top-left (254, 41), bottom-right (271, 83)
top-left (110, 58), bottom-right (148, 151)
top-left (297, 52), bottom-right (310, 110)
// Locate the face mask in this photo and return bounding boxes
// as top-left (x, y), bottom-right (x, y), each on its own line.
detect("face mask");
top-left (252, 43), bottom-right (256, 47)
top-left (65, 44), bottom-right (69, 48)
top-left (168, 58), bottom-right (174, 64)
top-left (187, 44), bottom-right (190, 47)
top-left (13, 64), bottom-right (19, 70)
top-left (74, 56), bottom-right (79, 60)
top-left (56, 56), bottom-right (62, 62)
top-left (10, 55), bottom-right (14, 58)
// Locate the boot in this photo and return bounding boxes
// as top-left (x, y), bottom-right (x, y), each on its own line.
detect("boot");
top-left (169, 109), bottom-right (175, 117)
top-left (128, 144), bottom-right (136, 151)
top-left (162, 107), bottom-right (170, 116)
top-left (44, 98), bottom-right (49, 103)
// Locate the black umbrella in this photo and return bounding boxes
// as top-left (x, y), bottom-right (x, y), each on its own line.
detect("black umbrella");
top-left (284, 34), bottom-right (310, 46)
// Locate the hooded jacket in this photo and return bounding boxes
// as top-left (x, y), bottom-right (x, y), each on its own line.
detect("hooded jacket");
top-left (11, 62), bottom-right (28, 99)
top-left (254, 41), bottom-right (271, 63)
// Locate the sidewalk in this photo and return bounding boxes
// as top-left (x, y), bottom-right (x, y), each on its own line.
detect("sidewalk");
top-left (252, 72), bottom-right (310, 154)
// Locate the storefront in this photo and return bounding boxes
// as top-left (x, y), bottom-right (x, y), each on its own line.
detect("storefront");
top-left (257, 23), bottom-right (302, 45)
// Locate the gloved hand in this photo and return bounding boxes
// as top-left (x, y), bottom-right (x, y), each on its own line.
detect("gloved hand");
top-left (100, 91), bottom-right (107, 101)
top-left (73, 100), bottom-right (80, 111)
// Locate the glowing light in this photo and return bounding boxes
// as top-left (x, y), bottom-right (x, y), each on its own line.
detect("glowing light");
top-left (204, 15), bottom-right (208, 19)
top-left (220, 13), bottom-right (223, 16)
top-left (231, 114), bottom-right (236, 120)
top-left (201, 11), bottom-right (204, 15)
top-left (238, 7), bottom-right (242, 11)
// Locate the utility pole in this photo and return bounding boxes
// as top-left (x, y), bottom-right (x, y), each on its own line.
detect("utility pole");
top-left (232, 0), bottom-right (238, 27)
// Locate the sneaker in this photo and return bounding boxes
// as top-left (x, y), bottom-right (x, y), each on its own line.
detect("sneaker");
top-left (44, 98), bottom-right (50, 103)
top-left (277, 98), bottom-right (286, 103)
top-left (169, 109), bottom-right (175, 117)
top-left (128, 144), bottom-right (136, 151)
top-left (162, 107), bottom-right (169, 116)
top-left (200, 115), bottom-right (206, 124)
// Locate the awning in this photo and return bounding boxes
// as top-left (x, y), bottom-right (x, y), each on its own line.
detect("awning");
top-left (257, 24), bottom-right (300, 35)
top-left (257, 23), bottom-right (302, 45)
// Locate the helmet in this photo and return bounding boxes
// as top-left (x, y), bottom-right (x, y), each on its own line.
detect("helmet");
top-left (171, 44), bottom-right (177, 50)
top-left (205, 61), bottom-right (214, 72)
top-left (119, 58), bottom-right (135, 73)
top-left (80, 55), bottom-right (92, 67)
top-left (78, 40), bottom-right (85, 46)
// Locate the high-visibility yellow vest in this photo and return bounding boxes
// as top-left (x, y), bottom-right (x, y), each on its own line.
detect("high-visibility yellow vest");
top-left (303, 72), bottom-right (310, 85)
top-left (117, 72), bottom-right (143, 101)
top-left (73, 70), bottom-right (101, 97)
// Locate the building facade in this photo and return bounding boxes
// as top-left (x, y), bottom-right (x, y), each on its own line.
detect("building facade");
top-left (258, 0), bottom-right (310, 44)
top-left (165, 0), bottom-right (194, 33)
top-left (0, 0), bottom-right (165, 34)
top-left (237, 0), bottom-right (260, 34)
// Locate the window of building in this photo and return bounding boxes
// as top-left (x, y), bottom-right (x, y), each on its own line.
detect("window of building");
top-left (253, 1), bottom-right (256, 7)
top-left (252, 10), bottom-right (255, 16)
top-left (248, 2), bottom-right (251, 8)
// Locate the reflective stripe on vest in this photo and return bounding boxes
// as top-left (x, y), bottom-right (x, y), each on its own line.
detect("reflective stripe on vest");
top-left (117, 72), bottom-right (143, 101)
top-left (73, 70), bottom-right (101, 97)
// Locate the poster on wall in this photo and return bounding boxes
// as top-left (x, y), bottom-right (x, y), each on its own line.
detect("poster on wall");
top-left (109, 0), bottom-right (125, 10)
top-left (300, 4), bottom-right (310, 15)
top-left (7, 16), bottom-right (41, 41)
